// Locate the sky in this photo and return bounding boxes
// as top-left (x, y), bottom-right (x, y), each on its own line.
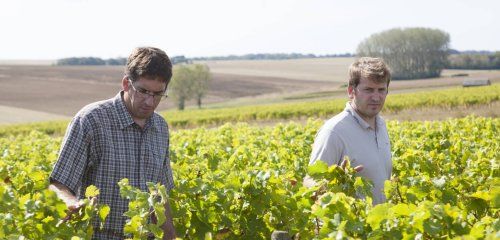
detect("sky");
top-left (1, 0), bottom-right (499, 60)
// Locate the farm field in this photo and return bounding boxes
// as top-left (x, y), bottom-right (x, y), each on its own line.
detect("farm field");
top-left (0, 116), bottom-right (498, 239)
top-left (0, 84), bottom-right (498, 136)
top-left (197, 57), bottom-right (355, 82)
top-left (160, 84), bottom-right (500, 129)
top-left (1, 58), bottom-right (500, 124)
top-left (0, 65), bottom-right (328, 120)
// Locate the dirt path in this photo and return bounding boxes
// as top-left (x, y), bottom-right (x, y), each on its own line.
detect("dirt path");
top-left (0, 105), bottom-right (69, 125)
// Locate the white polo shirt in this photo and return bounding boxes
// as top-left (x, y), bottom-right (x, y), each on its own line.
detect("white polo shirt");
top-left (309, 102), bottom-right (392, 204)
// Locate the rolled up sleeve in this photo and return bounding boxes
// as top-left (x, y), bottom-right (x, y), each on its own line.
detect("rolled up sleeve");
top-left (50, 115), bottom-right (93, 196)
top-left (162, 137), bottom-right (175, 192)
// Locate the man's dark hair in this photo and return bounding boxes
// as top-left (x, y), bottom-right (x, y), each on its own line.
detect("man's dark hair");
top-left (125, 47), bottom-right (173, 83)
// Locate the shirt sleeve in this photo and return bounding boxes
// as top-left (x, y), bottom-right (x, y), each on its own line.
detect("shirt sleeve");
top-left (50, 115), bottom-right (93, 196)
top-left (161, 128), bottom-right (175, 192)
top-left (309, 128), bottom-right (344, 167)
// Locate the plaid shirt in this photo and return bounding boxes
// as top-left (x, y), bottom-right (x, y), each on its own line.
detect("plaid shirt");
top-left (50, 92), bottom-right (174, 239)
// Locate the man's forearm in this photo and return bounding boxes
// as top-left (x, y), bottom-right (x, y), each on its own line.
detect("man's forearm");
top-left (49, 180), bottom-right (80, 209)
top-left (162, 199), bottom-right (176, 240)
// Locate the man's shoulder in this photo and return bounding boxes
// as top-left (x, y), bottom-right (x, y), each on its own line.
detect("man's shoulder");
top-left (152, 112), bottom-right (169, 132)
top-left (321, 111), bottom-right (352, 132)
top-left (377, 115), bottom-right (387, 125)
top-left (74, 97), bottom-right (116, 122)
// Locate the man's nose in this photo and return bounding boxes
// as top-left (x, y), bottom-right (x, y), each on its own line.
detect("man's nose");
top-left (370, 92), bottom-right (383, 100)
top-left (144, 95), bottom-right (155, 106)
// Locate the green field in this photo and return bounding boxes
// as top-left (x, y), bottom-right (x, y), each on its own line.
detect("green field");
top-left (0, 116), bottom-right (498, 239)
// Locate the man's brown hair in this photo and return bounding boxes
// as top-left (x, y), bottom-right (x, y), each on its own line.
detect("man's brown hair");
top-left (125, 47), bottom-right (172, 83)
top-left (348, 57), bottom-right (391, 88)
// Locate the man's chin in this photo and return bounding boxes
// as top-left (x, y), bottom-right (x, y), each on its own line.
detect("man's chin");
top-left (136, 111), bottom-right (154, 119)
top-left (368, 106), bottom-right (382, 114)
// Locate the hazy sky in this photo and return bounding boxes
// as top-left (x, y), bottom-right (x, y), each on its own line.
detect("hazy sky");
top-left (1, 0), bottom-right (499, 59)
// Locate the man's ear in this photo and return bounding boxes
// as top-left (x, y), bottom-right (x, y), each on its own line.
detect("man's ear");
top-left (122, 76), bottom-right (129, 91)
top-left (347, 85), bottom-right (355, 100)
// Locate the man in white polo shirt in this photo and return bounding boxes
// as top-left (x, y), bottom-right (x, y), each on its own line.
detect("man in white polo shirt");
top-left (309, 57), bottom-right (392, 204)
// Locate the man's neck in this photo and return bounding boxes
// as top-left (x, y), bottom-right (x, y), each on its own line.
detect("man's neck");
top-left (355, 109), bottom-right (376, 129)
top-left (122, 92), bottom-right (147, 129)
top-left (133, 118), bottom-right (147, 129)
top-left (349, 102), bottom-right (377, 129)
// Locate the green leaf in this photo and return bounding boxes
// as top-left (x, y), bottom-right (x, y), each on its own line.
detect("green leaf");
top-left (391, 203), bottom-right (414, 217)
top-left (366, 204), bottom-right (390, 230)
top-left (308, 161), bottom-right (328, 177)
top-left (41, 216), bottom-right (54, 223)
top-left (423, 218), bottom-right (442, 236)
top-left (470, 190), bottom-right (492, 201)
top-left (85, 185), bottom-right (99, 198)
top-left (99, 205), bottom-right (110, 224)
top-left (154, 203), bottom-right (166, 226)
top-left (148, 224), bottom-right (164, 238)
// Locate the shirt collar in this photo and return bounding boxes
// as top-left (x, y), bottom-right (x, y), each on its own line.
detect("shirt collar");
top-left (145, 115), bottom-right (158, 132)
top-left (345, 102), bottom-right (381, 130)
top-left (113, 91), bottom-right (135, 130)
top-left (113, 91), bottom-right (158, 132)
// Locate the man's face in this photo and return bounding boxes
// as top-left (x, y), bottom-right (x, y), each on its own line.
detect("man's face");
top-left (348, 77), bottom-right (388, 121)
top-left (123, 77), bottom-right (167, 120)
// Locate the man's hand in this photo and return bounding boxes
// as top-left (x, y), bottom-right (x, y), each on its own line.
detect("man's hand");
top-left (62, 200), bottom-right (85, 222)
top-left (304, 158), bottom-right (363, 188)
top-left (162, 199), bottom-right (177, 240)
top-left (340, 158), bottom-right (363, 173)
top-left (63, 197), bottom-right (98, 223)
top-left (49, 181), bottom-right (85, 222)
top-left (68, 199), bottom-right (86, 211)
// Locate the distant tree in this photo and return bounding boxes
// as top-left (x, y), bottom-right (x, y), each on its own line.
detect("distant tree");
top-left (105, 57), bottom-right (127, 65)
top-left (57, 57), bottom-right (106, 65)
top-left (192, 64), bottom-right (211, 108)
top-left (171, 56), bottom-right (191, 65)
top-left (169, 65), bottom-right (194, 110)
top-left (57, 57), bottom-right (128, 66)
top-left (357, 27), bottom-right (450, 79)
top-left (169, 64), bottom-right (212, 110)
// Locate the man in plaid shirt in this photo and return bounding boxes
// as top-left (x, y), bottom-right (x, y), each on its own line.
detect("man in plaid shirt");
top-left (49, 47), bottom-right (176, 239)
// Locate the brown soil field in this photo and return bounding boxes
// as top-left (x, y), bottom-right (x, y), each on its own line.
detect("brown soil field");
top-left (197, 58), bottom-right (354, 82)
top-left (0, 65), bottom-right (330, 118)
top-left (0, 65), bottom-right (123, 117)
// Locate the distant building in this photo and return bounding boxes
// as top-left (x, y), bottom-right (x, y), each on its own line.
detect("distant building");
top-left (463, 79), bottom-right (491, 87)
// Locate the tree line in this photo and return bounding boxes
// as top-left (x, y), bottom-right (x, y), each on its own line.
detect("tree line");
top-left (57, 53), bottom-right (353, 66)
top-left (447, 52), bottom-right (500, 69)
top-left (56, 57), bottom-right (127, 66)
top-left (190, 53), bottom-right (354, 61)
top-left (56, 56), bottom-right (190, 66)
top-left (57, 51), bottom-right (500, 71)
